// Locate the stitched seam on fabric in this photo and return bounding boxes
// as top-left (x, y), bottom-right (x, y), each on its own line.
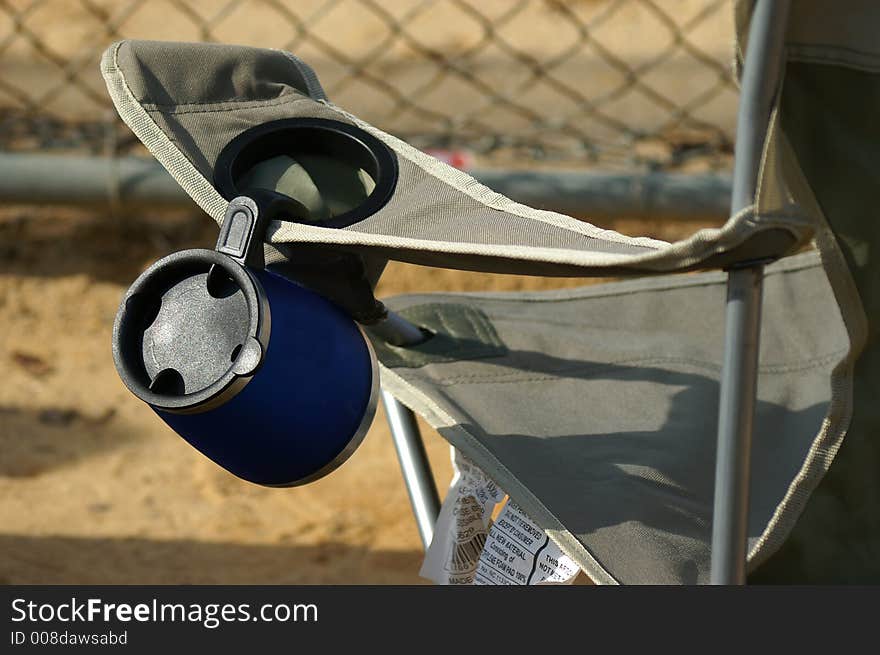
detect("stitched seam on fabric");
top-left (787, 42), bottom-right (880, 71)
top-left (787, 42), bottom-right (880, 59)
top-left (786, 52), bottom-right (880, 73)
top-left (269, 219), bottom-right (665, 260)
top-left (268, 206), bottom-right (806, 271)
top-left (142, 92), bottom-right (303, 109)
top-left (279, 51), bottom-right (327, 100)
top-left (387, 251), bottom-right (822, 305)
top-left (143, 94), bottom-right (315, 115)
top-left (747, 131), bottom-right (868, 569)
top-left (397, 349), bottom-right (848, 387)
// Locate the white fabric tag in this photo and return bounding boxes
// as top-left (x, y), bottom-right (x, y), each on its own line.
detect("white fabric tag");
top-left (474, 501), bottom-right (580, 585)
top-left (419, 447), bottom-right (505, 584)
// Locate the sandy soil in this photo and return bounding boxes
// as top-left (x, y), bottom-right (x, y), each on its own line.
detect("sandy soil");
top-left (0, 205), bottom-right (715, 584)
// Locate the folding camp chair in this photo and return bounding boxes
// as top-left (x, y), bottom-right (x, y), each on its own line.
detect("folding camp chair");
top-left (101, 0), bottom-right (878, 584)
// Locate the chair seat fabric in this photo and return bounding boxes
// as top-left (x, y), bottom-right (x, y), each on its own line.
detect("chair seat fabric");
top-left (375, 252), bottom-right (848, 583)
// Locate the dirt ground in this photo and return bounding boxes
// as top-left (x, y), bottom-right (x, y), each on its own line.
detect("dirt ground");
top-left (0, 205), bottom-right (715, 584)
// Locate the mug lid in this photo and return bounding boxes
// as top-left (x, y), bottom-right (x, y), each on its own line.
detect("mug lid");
top-left (112, 249), bottom-right (270, 414)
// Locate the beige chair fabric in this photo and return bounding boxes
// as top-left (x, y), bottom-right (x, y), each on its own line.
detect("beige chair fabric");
top-left (101, 39), bottom-right (809, 278)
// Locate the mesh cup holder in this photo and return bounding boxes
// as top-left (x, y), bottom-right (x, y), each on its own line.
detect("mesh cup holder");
top-left (214, 117), bottom-right (399, 229)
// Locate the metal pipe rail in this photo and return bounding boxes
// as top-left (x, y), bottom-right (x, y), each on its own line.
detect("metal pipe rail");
top-left (0, 152), bottom-right (731, 221)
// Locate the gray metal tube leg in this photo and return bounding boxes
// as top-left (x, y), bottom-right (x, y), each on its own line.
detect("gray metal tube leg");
top-left (381, 389), bottom-right (441, 549)
top-left (369, 310), bottom-right (426, 347)
top-left (710, 265), bottom-right (765, 584)
top-left (709, 0), bottom-right (789, 584)
top-left (367, 309), bottom-right (440, 550)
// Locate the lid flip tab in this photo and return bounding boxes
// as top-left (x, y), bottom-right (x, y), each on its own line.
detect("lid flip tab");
top-left (216, 190), bottom-right (311, 269)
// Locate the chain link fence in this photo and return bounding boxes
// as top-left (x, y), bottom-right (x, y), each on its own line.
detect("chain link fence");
top-left (0, 0), bottom-right (738, 173)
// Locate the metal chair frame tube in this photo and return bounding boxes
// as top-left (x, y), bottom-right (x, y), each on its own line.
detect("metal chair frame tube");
top-left (371, 311), bottom-right (441, 549)
top-left (710, 0), bottom-right (791, 585)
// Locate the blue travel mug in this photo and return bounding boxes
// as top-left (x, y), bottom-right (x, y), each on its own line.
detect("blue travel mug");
top-left (111, 195), bottom-right (378, 486)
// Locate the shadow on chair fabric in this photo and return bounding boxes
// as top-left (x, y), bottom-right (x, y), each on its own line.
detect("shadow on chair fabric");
top-left (379, 253), bottom-right (848, 584)
top-left (101, 0), bottom-right (877, 583)
top-left (746, 34), bottom-right (880, 584)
